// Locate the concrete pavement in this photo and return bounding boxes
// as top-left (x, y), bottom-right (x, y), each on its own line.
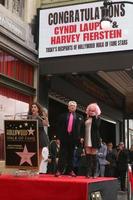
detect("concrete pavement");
top-left (117, 191), bottom-right (128, 200)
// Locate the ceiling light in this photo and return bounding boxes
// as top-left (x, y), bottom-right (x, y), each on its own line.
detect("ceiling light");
top-left (101, 0), bottom-right (133, 29)
top-left (100, 17), bottom-right (112, 29)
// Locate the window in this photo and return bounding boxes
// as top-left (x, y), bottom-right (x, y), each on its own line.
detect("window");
top-left (12, 0), bottom-right (24, 18)
top-left (4, 0), bottom-right (25, 18)
top-left (0, 93), bottom-right (30, 160)
top-left (0, 50), bottom-right (34, 86)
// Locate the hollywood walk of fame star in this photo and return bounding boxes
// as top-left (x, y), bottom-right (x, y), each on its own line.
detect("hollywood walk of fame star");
top-left (27, 127), bottom-right (34, 136)
top-left (16, 145), bottom-right (36, 166)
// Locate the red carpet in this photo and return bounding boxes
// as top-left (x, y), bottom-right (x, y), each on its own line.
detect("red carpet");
top-left (0, 174), bottom-right (118, 200)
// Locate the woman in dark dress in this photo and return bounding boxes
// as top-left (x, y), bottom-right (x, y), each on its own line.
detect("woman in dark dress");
top-left (85, 103), bottom-right (101, 178)
top-left (28, 102), bottom-right (50, 164)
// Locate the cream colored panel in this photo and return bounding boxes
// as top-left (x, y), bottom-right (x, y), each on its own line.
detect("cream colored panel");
top-left (24, 0), bottom-right (41, 23)
top-left (98, 71), bottom-right (127, 95)
top-left (40, 0), bottom-right (95, 7)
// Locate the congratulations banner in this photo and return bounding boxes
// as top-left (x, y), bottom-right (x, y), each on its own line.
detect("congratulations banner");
top-left (39, 0), bottom-right (133, 58)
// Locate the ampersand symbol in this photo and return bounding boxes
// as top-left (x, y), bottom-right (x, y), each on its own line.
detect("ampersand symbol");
top-left (112, 21), bottom-right (118, 28)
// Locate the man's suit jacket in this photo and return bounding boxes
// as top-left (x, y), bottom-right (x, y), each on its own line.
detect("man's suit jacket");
top-left (56, 112), bottom-right (85, 143)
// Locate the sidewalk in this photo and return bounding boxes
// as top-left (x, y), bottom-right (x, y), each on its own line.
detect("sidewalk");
top-left (117, 191), bottom-right (127, 200)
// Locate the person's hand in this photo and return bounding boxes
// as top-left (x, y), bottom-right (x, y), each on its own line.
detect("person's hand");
top-left (80, 138), bottom-right (84, 143)
top-left (55, 158), bottom-right (59, 164)
top-left (48, 158), bottom-right (52, 163)
top-left (98, 153), bottom-right (103, 157)
top-left (42, 117), bottom-right (49, 126)
top-left (106, 161), bottom-right (110, 165)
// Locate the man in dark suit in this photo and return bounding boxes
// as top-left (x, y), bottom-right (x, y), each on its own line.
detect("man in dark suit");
top-left (117, 142), bottom-right (129, 191)
top-left (55, 101), bottom-right (85, 177)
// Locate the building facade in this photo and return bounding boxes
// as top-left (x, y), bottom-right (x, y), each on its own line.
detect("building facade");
top-left (0, 1), bottom-right (38, 161)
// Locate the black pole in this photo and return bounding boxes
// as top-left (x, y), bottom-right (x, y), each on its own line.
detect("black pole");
top-left (103, 0), bottom-right (133, 6)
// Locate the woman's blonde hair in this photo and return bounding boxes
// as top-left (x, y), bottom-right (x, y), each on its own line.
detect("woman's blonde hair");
top-left (86, 103), bottom-right (101, 116)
